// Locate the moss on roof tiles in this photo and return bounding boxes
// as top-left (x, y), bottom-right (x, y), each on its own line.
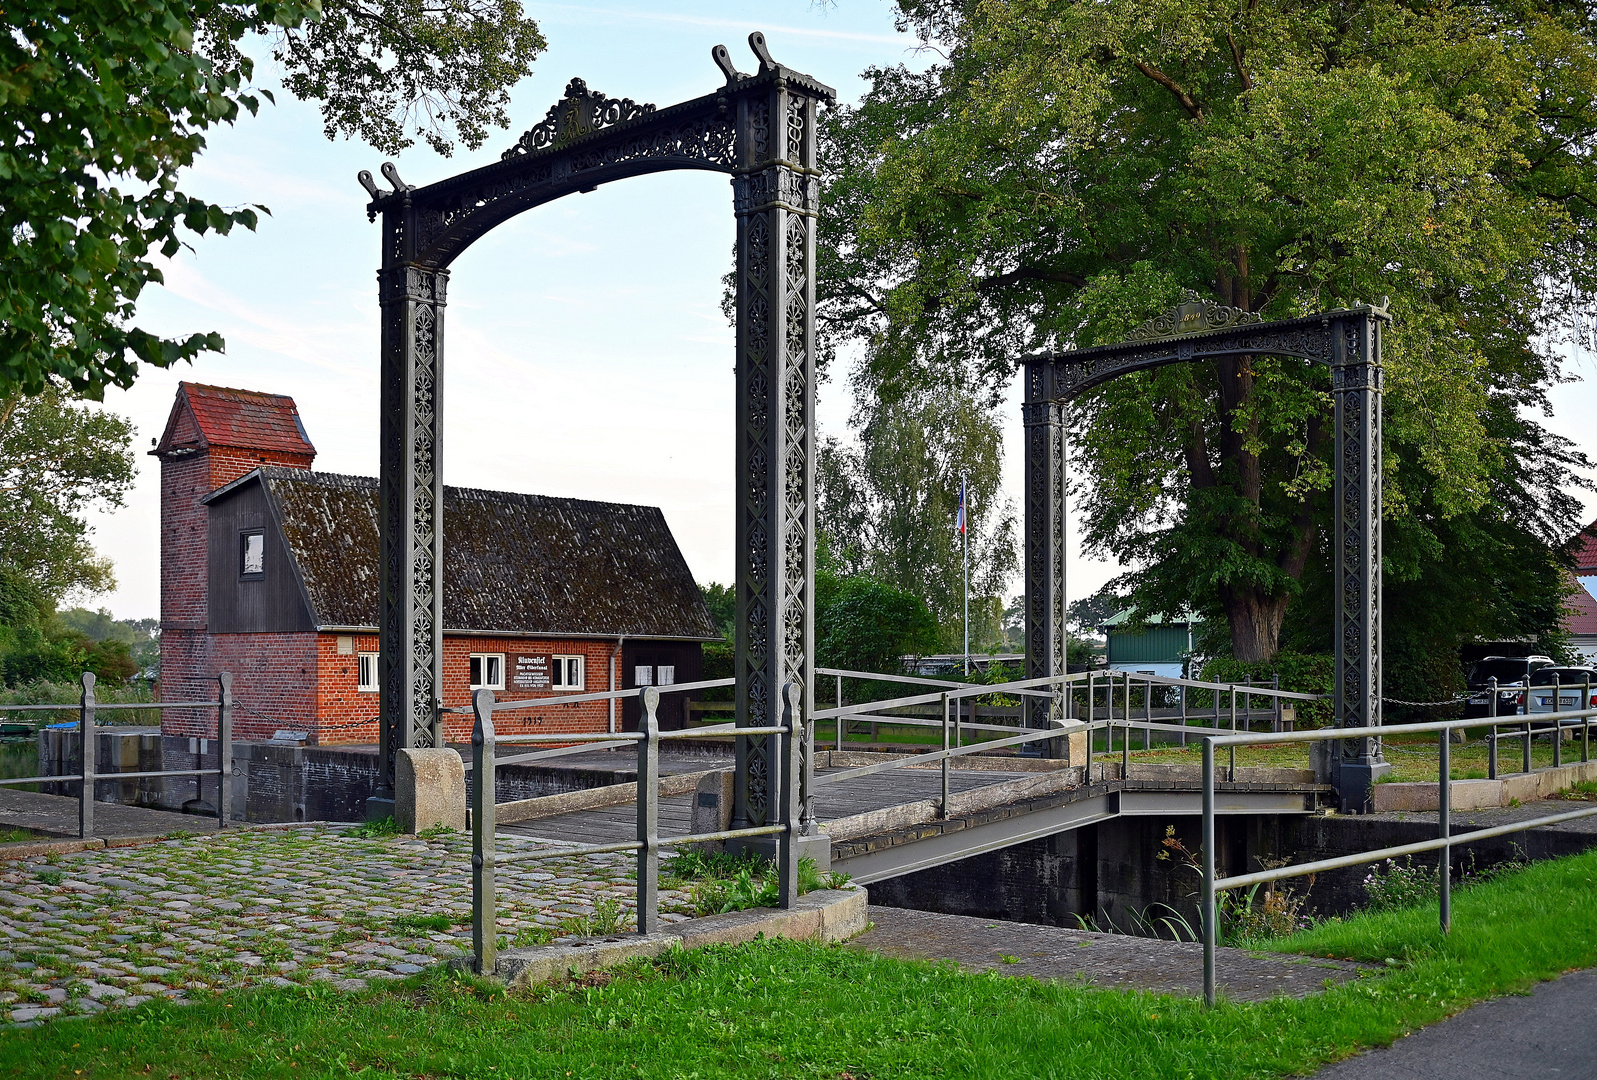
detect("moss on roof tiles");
top-left (257, 469), bottom-right (717, 640)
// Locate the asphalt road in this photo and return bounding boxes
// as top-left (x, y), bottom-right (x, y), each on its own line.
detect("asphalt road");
top-left (1312, 968), bottom-right (1597, 1078)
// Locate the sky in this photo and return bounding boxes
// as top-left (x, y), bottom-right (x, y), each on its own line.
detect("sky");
top-left (76, 0), bottom-right (1597, 624)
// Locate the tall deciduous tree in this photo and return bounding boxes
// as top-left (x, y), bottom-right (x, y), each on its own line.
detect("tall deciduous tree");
top-left (819, 385), bottom-right (1018, 651)
top-left (820, 0), bottom-right (1595, 665)
top-left (1, 0), bottom-right (545, 397)
top-left (0, 388), bottom-right (135, 601)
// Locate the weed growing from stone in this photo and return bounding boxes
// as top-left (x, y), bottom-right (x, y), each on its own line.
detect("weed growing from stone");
top-left (393, 913), bottom-right (456, 935)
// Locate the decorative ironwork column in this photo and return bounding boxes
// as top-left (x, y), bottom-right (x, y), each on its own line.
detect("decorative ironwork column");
top-left (730, 56), bottom-right (819, 829)
top-left (1022, 365), bottom-right (1067, 753)
top-left (372, 193), bottom-right (446, 811)
top-left (1331, 315), bottom-right (1389, 810)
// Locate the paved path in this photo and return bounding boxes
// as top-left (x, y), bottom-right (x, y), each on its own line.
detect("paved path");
top-left (0, 824), bottom-right (689, 1026)
top-left (1311, 968), bottom-right (1597, 1078)
top-left (0, 789), bottom-right (220, 839)
top-left (850, 906), bottom-right (1364, 1001)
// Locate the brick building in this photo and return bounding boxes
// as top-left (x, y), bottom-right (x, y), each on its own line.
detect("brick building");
top-left (1568, 520), bottom-right (1597, 665)
top-left (153, 383), bottom-right (718, 746)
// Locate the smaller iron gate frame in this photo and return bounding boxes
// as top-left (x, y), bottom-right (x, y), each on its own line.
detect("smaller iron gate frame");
top-left (0, 671), bottom-right (235, 839)
top-left (1021, 294), bottom-right (1393, 810)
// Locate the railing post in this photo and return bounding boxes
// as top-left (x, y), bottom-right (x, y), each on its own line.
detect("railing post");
top-left (1439, 726), bottom-right (1451, 935)
top-left (1272, 673), bottom-right (1282, 733)
top-left (79, 671), bottom-right (96, 840)
top-left (778, 682), bottom-right (802, 909)
top-left (1553, 676), bottom-right (1562, 768)
top-left (1121, 717), bottom-right (1129, 777)
top-left (1202, 736), bottom-right (1217, 1008)
top-left (1523, 709), bottom-right (1532, 777)
top-left (217, 673), bottom-right (233, 829)
top-left (835, 673), bottom-right (844, 751)
top-left (1228, 686), bottom-right (1237, 780)
top-left (1584, 677), bottom-right (1591, 764)
top-left (471, 689), bottom-right (497, 976)
top-left (939, 692), bottom-right (951, 819)
top-left (637, 686), bottom-right (661, 932)
top-left (1488, 677), bottom-right (1499, 779)
top-left (1179, 677), bottom-right (1188, 746)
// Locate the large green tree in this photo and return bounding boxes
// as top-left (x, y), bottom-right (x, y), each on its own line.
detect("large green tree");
top-left (820, 0), bottom-right (1595, 667)
top-left (0, 387), bottom-right (135, 601)
top-left (818, 385), bottom-right (1018, 651)
top-left (1, 0), bottom-right (544, 397)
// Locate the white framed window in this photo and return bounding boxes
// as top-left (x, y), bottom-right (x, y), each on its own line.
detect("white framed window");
top-left (240, 531), bottom-right (265, 576)
top-left (656, 665), bottom-right (675, 686)
top-left (551, 654), bottom-right (585, 690)
top-left (357, 652), bottom-right (379, 692)
top-left (470, 653), bottom-right (505, 690)
top-left (635, 665), bottom-right (653, 686)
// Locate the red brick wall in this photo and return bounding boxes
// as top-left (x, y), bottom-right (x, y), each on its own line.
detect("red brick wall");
top-left (309, 633), bottom-right (623, 745)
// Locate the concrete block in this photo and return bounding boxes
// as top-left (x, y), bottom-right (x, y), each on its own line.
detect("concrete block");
top-left (690, 769), bottom-right (734, 841)
top-left (395, 748), bottom-right (466, 834)
top-left (489, 883), bottom-right (869, 989)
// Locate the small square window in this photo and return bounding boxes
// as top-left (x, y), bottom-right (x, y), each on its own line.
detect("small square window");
top-left (240, 531), bottom-right (265, 576)
top-left (657, 665), bottom-right (675, 686)
top-left (470, 653), bottom-right (504, 690)
top-left (551, 655), bottom-right (585, 690)
top-left (635, 665), bottom-right (653, 686)
top-left (358, 653), bottom-right (379, 692)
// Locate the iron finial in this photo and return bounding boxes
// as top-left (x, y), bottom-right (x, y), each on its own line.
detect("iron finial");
top-left (357, 170), bottom-right (381, 199)
top-left (748, 31), bottom-right (776, 73)
top-left (380, 162), bottom-right (407, 191)
top-left (712, 43), bottom-right (741, 83)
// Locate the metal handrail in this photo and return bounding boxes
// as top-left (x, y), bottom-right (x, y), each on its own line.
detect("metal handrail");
top-left (468, 680), bottom-right (810, 976)
top-left (2, 671), bottom-right (236, 840)
top-left (1200, 705), bottom-right (1597, 1007)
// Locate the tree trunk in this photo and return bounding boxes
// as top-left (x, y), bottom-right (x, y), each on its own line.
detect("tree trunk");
top-left (1218, 586), bottom-right (1292, 663)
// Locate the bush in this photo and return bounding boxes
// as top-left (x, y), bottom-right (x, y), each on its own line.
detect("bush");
top-left (1362, 856), bottom-right (1439, 912)
top-left (1201, 651), bottom-right (1334, 726)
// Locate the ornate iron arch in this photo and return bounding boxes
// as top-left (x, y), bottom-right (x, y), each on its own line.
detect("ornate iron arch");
top-left (358, 35), bottom-right (836, 829)
top-left (1021, 292), bottom-right (1393, 811)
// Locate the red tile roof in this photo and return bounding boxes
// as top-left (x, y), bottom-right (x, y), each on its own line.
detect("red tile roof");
top-left (152, 383), bottom-right (315, 458)
top-left (1574, 519), bottom-right (1597, 573)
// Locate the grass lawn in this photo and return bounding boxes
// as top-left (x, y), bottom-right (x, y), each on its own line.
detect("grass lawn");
top-left (1113, 731), bottom-right (1592, 782)
top-left (4, 848), bottom-right (1597, 1078)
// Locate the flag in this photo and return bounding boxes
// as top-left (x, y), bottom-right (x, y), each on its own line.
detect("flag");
top-left (956, 480), bottom-right (966, 535)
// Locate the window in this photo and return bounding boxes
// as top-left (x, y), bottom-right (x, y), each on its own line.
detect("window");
top-left (635, 665), bottom-right (653, 686)
top-left (551, 655), bottom-right (585, 690)
top-left (240, 531), bottom-right (265, 576)
top-left (656, 665), bottom-right (675, 686)
top-left (357, 653), bottom-right (379, 692)
top-left (470, 653), bottom-right (504, 690)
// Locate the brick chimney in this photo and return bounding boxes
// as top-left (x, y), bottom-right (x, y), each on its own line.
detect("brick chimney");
top-left (151, 384), bottom-right (316, 707)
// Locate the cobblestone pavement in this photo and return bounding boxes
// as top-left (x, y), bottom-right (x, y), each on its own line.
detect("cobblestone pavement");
top-left (0, 824), bottom-right (689, 1026)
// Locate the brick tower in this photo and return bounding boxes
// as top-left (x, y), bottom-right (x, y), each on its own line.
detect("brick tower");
top-left (151, 384), bottom-right (316, 731)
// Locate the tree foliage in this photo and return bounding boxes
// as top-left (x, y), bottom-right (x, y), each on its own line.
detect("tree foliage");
top-left (819, 385), bottom-right (1018, 650)
top-left (0, 387), bottom-right (135, 601)
top-left (815, 567), bottom-right (941, 675)
top-left (0, 0), bottom-right (544, 397)
top-left (819, 0), bottom-right (1596, 669)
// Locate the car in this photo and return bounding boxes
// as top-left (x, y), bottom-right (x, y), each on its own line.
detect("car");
top-left (1462, 655), bottom-right (1557, 718)
top-left (1524, 666), bottom-right (1597, 716)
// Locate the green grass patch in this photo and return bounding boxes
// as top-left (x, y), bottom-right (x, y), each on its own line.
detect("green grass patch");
top-left (8, 847), bottom-right (1597, 1078)
top-left (663, 849), bottom-right (852, 915)
top-left (340, 816), bottom-right (402, 839)
top-left (391, 912), bottom-right (456, 935)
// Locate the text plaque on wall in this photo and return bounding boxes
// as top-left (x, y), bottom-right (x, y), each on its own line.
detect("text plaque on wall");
top-left (511, 654), bottom-right (550, 690)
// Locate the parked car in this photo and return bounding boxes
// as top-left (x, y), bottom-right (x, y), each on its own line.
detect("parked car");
top-left (1463, 655), bottom-right (1557, 718)
top-left (1524, 666), bottom-right (1597, 716)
